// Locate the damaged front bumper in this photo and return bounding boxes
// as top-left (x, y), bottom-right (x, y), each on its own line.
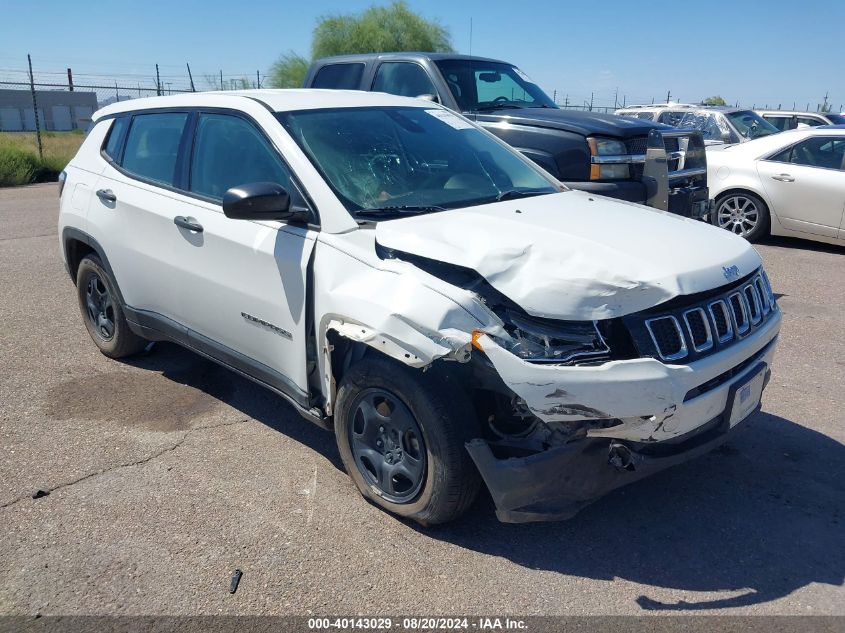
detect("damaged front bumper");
top-left (467, 390), bottom-right (762, 523)
top-left (468, 309), bottom-right (780, 523)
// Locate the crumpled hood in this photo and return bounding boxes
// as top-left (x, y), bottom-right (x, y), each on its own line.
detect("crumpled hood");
top-left (375, 190), bottom-right (762, 320)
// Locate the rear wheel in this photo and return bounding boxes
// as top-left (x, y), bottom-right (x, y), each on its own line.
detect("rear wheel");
top-left (712, 192), bottom-right (770, 242)
top-left (76, 255), bottom-right (147, 358)
top-left (334, 356), bottom-right (481, 525)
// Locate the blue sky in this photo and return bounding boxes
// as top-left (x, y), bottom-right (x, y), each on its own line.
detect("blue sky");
top-left (2, 0), bottom-right (842, 111)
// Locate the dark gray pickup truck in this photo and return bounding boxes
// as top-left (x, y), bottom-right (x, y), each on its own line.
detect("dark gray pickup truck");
top-left (303, 53), bottom-right (709, 218)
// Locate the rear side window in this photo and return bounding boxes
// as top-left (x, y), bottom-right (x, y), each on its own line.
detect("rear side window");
top-left (103, 117), bottom-right (129, 161)
top-left (765, 116), bottom-right (794, 131)
top-left (372, 62), bottom-right (437, 98)
top-left (797, 116), bottom-right (824, 127)
top-left (312, 63), bottom-right (365, 89)
top-left (189, 113), bottom-right (291, 200)
top-left (121, 113), bottom-right (188, 185)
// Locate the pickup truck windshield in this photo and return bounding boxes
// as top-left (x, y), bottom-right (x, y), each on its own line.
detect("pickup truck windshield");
top-left (434, 60), bottom-right (557, 112)
top-left (277, 106), bottom-right (559, 217)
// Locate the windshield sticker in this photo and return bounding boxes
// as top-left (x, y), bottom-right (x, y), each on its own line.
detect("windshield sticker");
top-left (425, 109), bottom-right (474, 130)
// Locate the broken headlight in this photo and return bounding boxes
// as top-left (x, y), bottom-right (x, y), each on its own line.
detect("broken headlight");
top-left (499, 312), bottom-right (610, 364)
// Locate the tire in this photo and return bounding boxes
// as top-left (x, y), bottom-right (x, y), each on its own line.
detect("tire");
top-left (76, 255), bottom-right (147, 358)
top-left (711, 191), bottom-right (770, 242)
top-left (334, 355), bottom-right (481, 525)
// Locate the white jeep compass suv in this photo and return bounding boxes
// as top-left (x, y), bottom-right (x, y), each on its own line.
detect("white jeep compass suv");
top-left (59, 90), bottom-right (781, 524)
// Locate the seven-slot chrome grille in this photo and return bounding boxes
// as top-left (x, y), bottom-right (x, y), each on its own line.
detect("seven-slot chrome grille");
top-left (626, 270), bottom-right (777, 363)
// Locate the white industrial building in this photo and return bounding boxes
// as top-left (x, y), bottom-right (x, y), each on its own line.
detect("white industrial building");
top-left (0, 89), bottom-right (98, 132)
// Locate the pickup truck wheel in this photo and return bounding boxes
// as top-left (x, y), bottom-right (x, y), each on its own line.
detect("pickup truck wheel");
top-left (76, 255), bottom-right (147, 358)
top-left (334, 356), bottom-right (481, 525)
top-left (712, 192), bottom-right (770, 242)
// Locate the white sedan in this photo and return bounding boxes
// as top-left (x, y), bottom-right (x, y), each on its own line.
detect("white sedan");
top-left (707, 126), bottom-right (845, 245)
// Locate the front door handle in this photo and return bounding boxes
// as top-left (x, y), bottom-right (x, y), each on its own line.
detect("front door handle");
top-left (173, 216), bottom-right (204, 233)
top-left (96, 188), bottom-right (117, 202)
top-left (771, 174), bottom-right (795, 182)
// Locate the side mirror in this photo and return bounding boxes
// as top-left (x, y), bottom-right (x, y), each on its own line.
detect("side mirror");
top-left (720, 131), bottom-right (733, 144)
top-left (222, 182), bottom-right (308, 223)
top-left (416, 93), bottom-right (440, 104)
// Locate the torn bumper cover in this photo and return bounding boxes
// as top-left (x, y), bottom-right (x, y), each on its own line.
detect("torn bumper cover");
top-left (468, 310), bottom-right (780, 523)
top-left (467, 398), bottom-right (760, 523)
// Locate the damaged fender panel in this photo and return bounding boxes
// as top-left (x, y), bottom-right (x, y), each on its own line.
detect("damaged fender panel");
top-left (475, 308), bottom-right (780, 442)
top-left (313, 231), bottom-right (504, 413)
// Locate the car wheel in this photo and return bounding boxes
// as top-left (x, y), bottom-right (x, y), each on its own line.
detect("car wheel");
top-left (334, 355), bottom-right (481, 525)
top-left (712, 192), bottom-right (770, 242)
top-left (76, 255), bottom-right (147, 358)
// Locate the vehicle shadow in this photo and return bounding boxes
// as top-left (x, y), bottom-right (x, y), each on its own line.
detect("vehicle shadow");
top-left (419, 410), bottom-right (845, 611)
top-left (759, 234), bottom-right (844, 254)
top-left (122, 341), bottom-right (344, 471)
top-left (123, 343), bottom-right (844, 612)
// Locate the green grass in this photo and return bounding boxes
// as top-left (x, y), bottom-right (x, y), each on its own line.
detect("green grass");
top-left (0, 130), bottom-right (84, 187)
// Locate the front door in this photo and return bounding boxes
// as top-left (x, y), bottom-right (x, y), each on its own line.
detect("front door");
top-left (758, 136), bottom-right (845, 238)
top-left (174, 111), bottom-right (317, 400)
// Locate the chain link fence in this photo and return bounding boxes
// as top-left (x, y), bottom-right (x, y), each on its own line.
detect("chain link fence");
top-left (0, 62), bottom-right (266, 138)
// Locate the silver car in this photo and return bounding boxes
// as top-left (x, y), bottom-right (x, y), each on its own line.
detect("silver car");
top-left (616, 105), bottom-right (780, 145)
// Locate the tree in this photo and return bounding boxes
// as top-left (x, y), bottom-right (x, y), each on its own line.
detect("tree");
top-left (268, 1), bottom-right (453, 89)
top-left (702, 95), bottom-right (727, 106)
top-left (268, 52), bottom-right (310, 88)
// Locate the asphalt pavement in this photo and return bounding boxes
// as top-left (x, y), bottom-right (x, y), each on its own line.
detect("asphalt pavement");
top-left (1, 183), bottom-right (843, 616)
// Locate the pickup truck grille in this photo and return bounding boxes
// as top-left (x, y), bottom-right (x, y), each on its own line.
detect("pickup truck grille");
top-left (627, 136), bottom-right (681, 180)
top-left (625, 270), bottom-right (777, 363)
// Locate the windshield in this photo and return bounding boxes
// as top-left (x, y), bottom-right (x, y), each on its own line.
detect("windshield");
top-left (433, 60), bottom-right (557, 112)
top-left (726, 110), bottom-right (779, 139)
top-left (277, 106), bottom-right (559, 217)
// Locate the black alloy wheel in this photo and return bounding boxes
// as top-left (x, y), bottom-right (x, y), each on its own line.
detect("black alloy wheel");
top-left (85, 272), bottom-right (115, 340)
top-left (348, 388), bottom-right (427, 503)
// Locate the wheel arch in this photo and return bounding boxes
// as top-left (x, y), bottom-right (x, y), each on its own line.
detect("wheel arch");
top-left (61, 227), bottom-right (126, 305)
top-left (318, 317), bottom-right (474, 418)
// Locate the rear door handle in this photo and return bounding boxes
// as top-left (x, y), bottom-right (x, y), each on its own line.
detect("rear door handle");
top-left (173, 216), bottom-right (203, 233)
top-left (771, 174), bottom-right (795, 182)
top-left (96, 188), bottom-right (117, 202)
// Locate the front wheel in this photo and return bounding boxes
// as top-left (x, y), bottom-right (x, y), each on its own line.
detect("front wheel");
top-left (334, 356), bottom-right (481, 525)
top-left (712, 192), bottom-right (770, 242)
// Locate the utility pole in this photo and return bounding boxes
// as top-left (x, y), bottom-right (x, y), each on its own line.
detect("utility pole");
top-left (666, 90), bottom-right (671, 104)
top-left (115, 80), bottom-right (120, 103)
top-left (614, 86), bottom-right (618, 109)
top-left (155, 63), bottom-right (161, 96)
top-left (589, 92), bottom-right (594, 111)
top-left (622, 95), bottom-right (626, 107)
top-left (220, 70), bottom-right (224, 91)
top-left (256, 70), bottom-right (261, 89)
top-left (67, 67), bottom-right (74, 91)
top-left (187, 63), bottom-right (195, 92)
top-left (564, 94), bottom-right (569, 108)
top-left (27, 54), bottom-right (43, 159)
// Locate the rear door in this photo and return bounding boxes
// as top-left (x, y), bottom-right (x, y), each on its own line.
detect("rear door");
top-left (173, 111), bottom-right (317, 399)
top-left (758, 136), bottom-right (845, 237)
top-left (89, 111), bottom-right (192, 333)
